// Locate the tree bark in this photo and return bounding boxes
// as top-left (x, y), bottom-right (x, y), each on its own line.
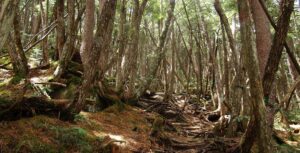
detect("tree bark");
top-left (250, 0), bottom-right (272, 77)
top-left (121, 0), bottom-right (148, 98)
top-left (65, 0), bottom-right (95, 117)
top-left (10, 0), bottom-right (29, 77)
top-left (54, 0), bottom-right (76, 79)
top-left (116, 0), bottom-right (127, 91)
top-left (143, 0), bottom-right (175, 94)
top-left (56, 0), bottom-right (65, 60)
top-left (237, 0), bottom-right (271, 152)
top-left (263, 0), bottom-right (295, 100)
top-left (95, 0), bottom-right (117, 81)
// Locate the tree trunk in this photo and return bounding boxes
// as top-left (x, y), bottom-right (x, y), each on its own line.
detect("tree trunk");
top-left (95, 0), bottom-right (117, 81)
top-left (116, 0), bottom-right (127, 91)
top-left (237, 0), bottom-right (271, 152)
top-left (261, 0), bottom-right (295, 132)
top-left (40, 0), bottom-right (50, 66)
top-left (121, 0), bottom-right (148, 99)
top-left (65, 0), bottom-right (95, 118)
top-left (250, 0), bottom-right (272, 77)
top-left (263, 0), bottom-right (295, 99)
top-left (54, 0), bottom-right (76, 79)
top-left (10, 0), bottom-right (29, 77)
top-left (56, 0), bottom-right (65, 60)
top-left (143, 0), bottom-right (175, 94)
top-left (214, 0), bottom-right (243, 136)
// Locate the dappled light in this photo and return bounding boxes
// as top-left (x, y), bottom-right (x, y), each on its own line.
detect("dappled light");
top-left (1, 0), bottom-right (300, 152)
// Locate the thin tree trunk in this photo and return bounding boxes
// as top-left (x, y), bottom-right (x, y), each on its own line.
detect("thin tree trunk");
top-left (116, 0), bottom-right (127, 91)
top-left (56, 0), bottom-right (65, 60)
top-left (143, 0), bottom-right (175, 94)
top-left (123, 0), bottom-right (148, 99)
top-left (95, 0), bottom-right (117, 82)
top-left (54, 0), bottom-right (76, 79)
top-left (263, 0), bottom-right (294, 102)
top-left (40, 0), bottom-right (50, 66)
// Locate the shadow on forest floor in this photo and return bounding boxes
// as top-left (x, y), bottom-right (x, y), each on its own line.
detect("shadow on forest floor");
top-left (0, 68), bottom-right (300, 152)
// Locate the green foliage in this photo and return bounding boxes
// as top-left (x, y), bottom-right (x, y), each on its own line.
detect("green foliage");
top-left (276, 143), bottom-right (300, 153)
top-left (9, 75), bottom-right (24, 85)
top-left (15, 136), bottom-right (56, 153)
top-left (74, 114), bottom-right (87, 122)
top-left (287, 109), bottom-right (300, 123)
top-left (49, 126), bottom-right (93, 152)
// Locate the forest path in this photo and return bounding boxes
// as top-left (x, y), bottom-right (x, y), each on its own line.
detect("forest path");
top-left (138, 93), bottom-right (239, 153)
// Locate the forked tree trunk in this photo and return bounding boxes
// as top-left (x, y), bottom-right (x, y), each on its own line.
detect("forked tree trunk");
top-left (65, 0), bottom-right (95, 118)
top-left (261, 0), bottom-right (295, 139)
top-left (54, 0), bottom-right (76, 79)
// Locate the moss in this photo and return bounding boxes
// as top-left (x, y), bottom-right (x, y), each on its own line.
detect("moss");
top-left (0, 57), bottom-right (10, 63)
top-left (0, 97), bottom-right (11, 107)
top-left (287, 109), bottom-right (300, 123)
top-left (9, 75), bottom-right (24, 85)
top-left (276, 143), bottom-right (300, 153)
top-left (0, 78), bottom-right (10, 88)
top-left (50, 126), bottom-right (93, 152)
top-left (151, 116), bottom-right (165, 136)
top-left (68, 76), bottom-right (82, 85)
top-left (15, 136), bottom-right (56, 153)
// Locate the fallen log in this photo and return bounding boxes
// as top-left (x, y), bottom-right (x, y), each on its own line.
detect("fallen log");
top-left (0, 96), bottom-right (70, 121)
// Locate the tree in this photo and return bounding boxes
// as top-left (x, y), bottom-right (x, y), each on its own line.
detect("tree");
top-left (56, 0), bottom-right (65, 59)
top-left (65, 0), bottom-right (96, 117)
top-left (250, 0), bottom-right (272, 76)
top-left (262, 0), bottom-right (295, 99)
top-left (10, 0), bottom-right (29, 78)
top-left (54, 0), bottom-right (76, 79)
top-left (122, 0), bottom-right (148, 99)
top-left (236, 0), bottom-right (271, 152)
top-left (143, 0), bottom-right (175, 94)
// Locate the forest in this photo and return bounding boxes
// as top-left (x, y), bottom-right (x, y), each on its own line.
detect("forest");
top-left (0, 0), bottom-right (300, 152)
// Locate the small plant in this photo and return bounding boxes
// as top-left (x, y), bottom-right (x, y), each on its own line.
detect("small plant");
top-left (51, 126), bottom-right (93, 152)
top-left (9, 75), bottom-right (23, 85)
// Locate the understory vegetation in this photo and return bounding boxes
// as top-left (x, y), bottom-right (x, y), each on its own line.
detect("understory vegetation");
top-left (1, 0), bottom-right (300, 152)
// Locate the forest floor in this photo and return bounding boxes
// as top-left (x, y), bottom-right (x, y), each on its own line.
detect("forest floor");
top-left (0, 68), bottom-right (300, 153)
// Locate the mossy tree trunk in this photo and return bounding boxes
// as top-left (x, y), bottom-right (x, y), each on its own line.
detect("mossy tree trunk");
top-left (9, 0), bottom-right (29, 78)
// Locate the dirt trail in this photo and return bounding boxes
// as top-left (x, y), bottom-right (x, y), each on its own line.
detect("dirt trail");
top-left (138, 93), bottom-right (239, 153)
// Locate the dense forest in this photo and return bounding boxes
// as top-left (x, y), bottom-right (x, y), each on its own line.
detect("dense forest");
top-left (0, 0), bottom-right (300, 152)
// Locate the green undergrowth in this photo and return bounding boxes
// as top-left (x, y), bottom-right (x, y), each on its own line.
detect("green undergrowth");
top-left (0, 116), bottom-right (104, 153)
top-left (0, 105), bottom-right (153, 152)
top-left (276, 143), bottom-right (300, 153)
top-left (287, 109), bottom-right (300, 123)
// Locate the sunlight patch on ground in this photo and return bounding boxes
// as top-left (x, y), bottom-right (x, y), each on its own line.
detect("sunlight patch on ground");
top-left (30, 74), bottom-right (53, 84)
top-left (92, 131), bottom-right (136, 147)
